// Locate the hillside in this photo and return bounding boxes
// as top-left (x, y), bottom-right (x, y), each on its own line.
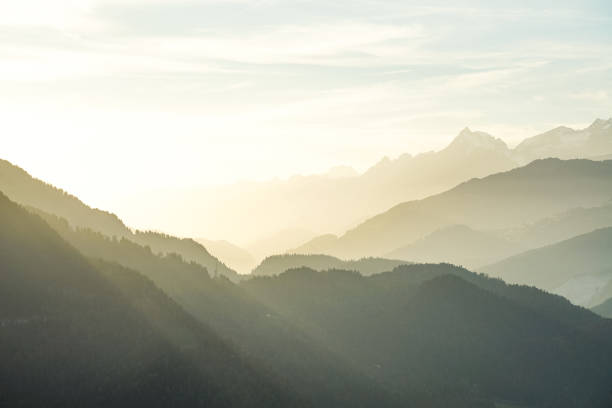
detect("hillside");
top-left (592, 298), bottom-right (612, 318)
top-left (26, 207), bottom-right (400, 407)
top-left (251, 254), bottom-right (409, 276)
top-left (385, 225), bottom-right (521, 269)
top-left (481, 227), bottom-right (612, 307)
top-left (0, 191), bottom-right (301, 407)
top-left (242, 264), bottom-right (612, 407)
top-left (300, 159), bottom-right (612, 259)
top-left (504, 202), bottom-right (612, 249)
top-left (0, 159), bottom-right (239, 281)
top-left (196, 238), bottom-right (256, 274)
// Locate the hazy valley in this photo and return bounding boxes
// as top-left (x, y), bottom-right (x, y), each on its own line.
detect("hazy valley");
top-left (3, 116), bottom-right (612, 407)
top-left (3, 1), bottom-right (612, 406)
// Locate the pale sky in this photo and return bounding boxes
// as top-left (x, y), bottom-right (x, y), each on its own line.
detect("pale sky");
top-left (2, 0), bottom-right (612, 218)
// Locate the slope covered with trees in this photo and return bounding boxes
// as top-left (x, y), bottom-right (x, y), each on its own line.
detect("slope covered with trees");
top-left (242, 264), bottom-right (612, 407)
top-left (25, 206), bottom-right (399, 407)
top-left (252, 254), bottom-right (409, 276)
top-left (0, 159), bottom-right (239, 281)
top-left (0, 192), bottom-right (302, 407)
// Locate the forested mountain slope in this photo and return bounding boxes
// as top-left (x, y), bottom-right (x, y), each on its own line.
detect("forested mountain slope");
top-left (252, 254), bottom-right (409, 276)
top-left (0, 191), bottom-right (301, 408)
top-left (25, 206), bottom-right (400, 408)
top-left (242, 264), bottom-right (612, 407)
top-left (0, 159), bottom-right (239, 281)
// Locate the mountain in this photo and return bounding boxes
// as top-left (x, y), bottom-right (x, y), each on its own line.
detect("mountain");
top-left (385, 224), bottom-right (521, 269)
top-left (108, 119), bottom-right (611, 248)
top-left (299, 159), bottom-right (612, 259)
top-left (113, 126), bottom-right (517, 245)
top-left (443, 127), bottom-right (511, 155)
top-left (515, 118), bottom-right (612, 163)
top-left (242, 264), bottom-right (612, 407)
top-left (384, 204), bottom-right (612, 271)
top-left (0, 191), bottom-right (301, 407)
top-left (0, 159), bottom-right (240, 281)
top-left (0, 158), bottom-right (130, 237)
top-left (251, 254), bottom-right (409, 276)
top-left (481, 227), bottom-right (612, 307)
top-left (592, 297), bottom-right (612, 318)
top-left (504, 202), bottom-right (612, 249)
top-left (6, 171), bottom-right (612, 406)
top-left (195, 238), bottom-right (256, 274)
top-left (26, 207), bottom-right (399, 407)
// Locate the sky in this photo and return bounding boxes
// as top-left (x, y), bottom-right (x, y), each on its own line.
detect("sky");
top-left (2, 0), bottom-right (612, 217)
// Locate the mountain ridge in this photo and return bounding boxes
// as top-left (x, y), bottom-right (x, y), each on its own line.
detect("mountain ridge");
top-left (115, 118), bottom-right (612, 248)
top-left (0, 159), bottom-right (240, 281)
top-left (295, 158), bottom-right (612, 259)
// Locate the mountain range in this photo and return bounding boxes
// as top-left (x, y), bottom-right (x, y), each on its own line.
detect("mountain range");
top-left (0, 191), bottom-right (302, 407)
top-left (481, 227), bottom-right (612, 307)
top-left (242, 264), bottom-right (612, 407)
top-left (4, 184), bottom-right (612, 406)
top-left (0, 159), bottom-right (240, 281)
top-left (3, 115), bottom-right (612, 406)
top-left (295, 158), bottom-right (612, 260)
top-left (109, 118), bottom-right (612, 261)
top-left (252, 254), bottom-right (409, 276)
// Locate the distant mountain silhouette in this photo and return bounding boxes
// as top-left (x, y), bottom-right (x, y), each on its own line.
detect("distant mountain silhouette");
top-left (120, 119), bottom-right (612, 249)
top-left (592, 297), bottom-right (612, 318)
top-left (385, 224), bottom-right (521, 269)
top-left (195, 238), bottom-right (256, 274)
top-left (242, 264), bottom-right (612, 407)
top-left (0, 191), bottom-right (302, 408)
top-left (383, 204), bottom-right (612, 270)
top-left (481, 227), bottom-right (612, 307)
top-left (514, 118), bottom-right (612, 163)
top-left (0, 159), bottom-right (240, 281)
top-left (505, 202), bottom-right (612, 249)
top-left (298, 159), bottom-right (612, 259)
top-left (251, 254), bottom-right (409, 276)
